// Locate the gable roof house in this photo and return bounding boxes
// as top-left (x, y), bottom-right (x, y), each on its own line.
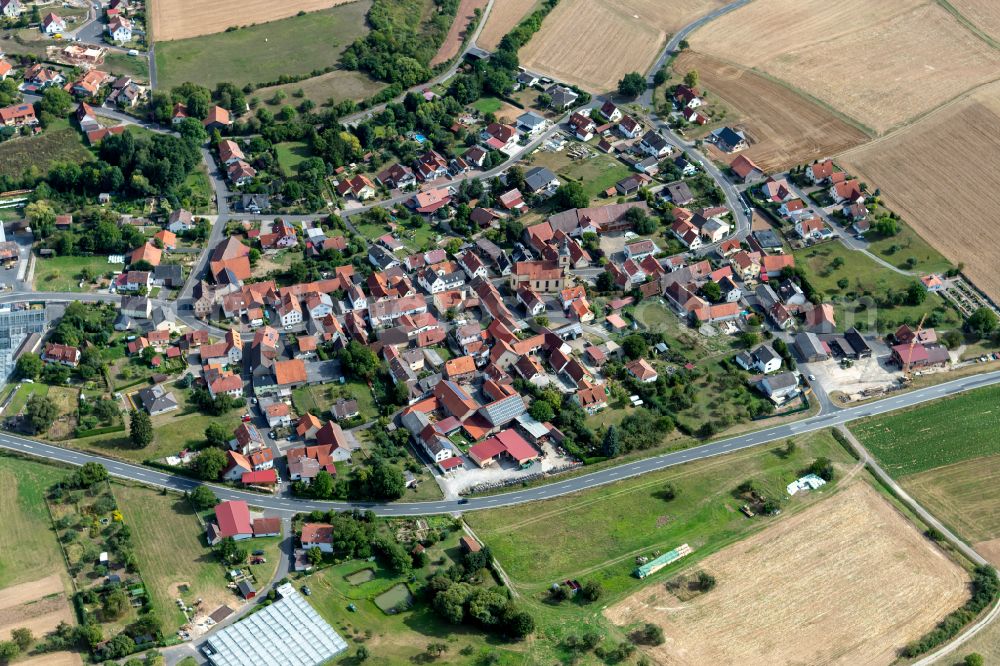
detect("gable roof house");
top-left (730, 154), bottom-right (764, 183)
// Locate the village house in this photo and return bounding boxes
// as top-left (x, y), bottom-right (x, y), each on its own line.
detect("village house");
top-left (107, 15), bottom-right (132, 42)
top-left (0, 103), bottom-right (37, 128)
top-left (41, 12), bottom-right (66, 34)
top-left (42, 342), bottom-right (80, 367)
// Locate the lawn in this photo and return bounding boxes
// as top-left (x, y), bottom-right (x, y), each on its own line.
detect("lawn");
top-left (67, 389), bottom-right (243, 463)
top-left (0, 118), bottom-right (93, 179)
top-left (112, 483), bottom-right (234, 636)
top-left (0, 456), bottom-right (69, 589)
top-left (6, 382), bottom-right (49, 415)
top-left (256, 70), bottom-right (385, 110)
top-left (155, 0), bottom-right (373, 89)
top-left (292, 380), bottom-right (376, 423)
top-left (33, 255), bottom-right (116, 292)
top-left (102, 52), bottom-right (151, 81)
top-left (466, 429), bottom-right (855, 597)
top-left (471, 96), bottom-right (503, 114)
top-left (850, 384), bottom-right (1000, 476)
top-left (181, 166), bottom-right (215, 214)
top-left (301, 527), bottom-right (527, 665)
top-left (529, 149), bottom-right (632, 203)
top-left (863, 222), bottom-right (953, 275)
top-left (275, 141), bottom-right (313, 174)
top-left (792, 241), bottom-right (961, 333)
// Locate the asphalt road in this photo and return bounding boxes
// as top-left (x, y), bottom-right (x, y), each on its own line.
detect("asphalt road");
top-left (3, 369), bottom-right (998, 516)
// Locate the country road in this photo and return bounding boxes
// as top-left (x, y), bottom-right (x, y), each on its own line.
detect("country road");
top-left (3, 368), bottom-right (998, 517)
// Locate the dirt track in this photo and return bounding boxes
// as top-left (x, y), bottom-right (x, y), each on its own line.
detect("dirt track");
top-left (605, 483), bottom-right (969, 665)
top-left (430, 0), bottom-right (488, 66)
top-left (149, 0), bottom-right (356, 41)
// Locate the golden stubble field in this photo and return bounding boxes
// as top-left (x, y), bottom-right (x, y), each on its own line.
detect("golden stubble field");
top-left (674, 51), bottom-right (869, 171)
top-left (605, 483), bottom-right (969, 666)
top-left (150, 0), bottom-right (357, 41)
top-left (689, 0), bottom-right (1000, 133)
top-left (476, 0), bottom-right (538, 50)
top-left (837, 80), bottom-right (1000, 302)
top-left (520, 0), bottom-right (726, 92)
top-left (950, 0), bottom-right (1000, 41)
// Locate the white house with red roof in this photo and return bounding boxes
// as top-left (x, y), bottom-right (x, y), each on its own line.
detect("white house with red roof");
top-left (41, 12), bottom-right (66, 34)
top-left (206, 500), bottom-right (252, 544)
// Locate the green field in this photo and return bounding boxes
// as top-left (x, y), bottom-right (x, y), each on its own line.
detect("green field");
top-left (529, 150), bottom-right (633, 203)
top-left (467, 429), bottom-right (855, 597)
top-left (113, 484), bottom-right (234, 636)
top-left (103, 52), bottom-right (151, 81)
top-left (863, 222), bottom-right (953, 275)
top-left (68, 389), bottom-right (243, 463)
top-left (301, 528), bottom-right (526, 665)
top-left (33, 255), bottom-right (115, 292)
top-left (6, 381), bottom-right (49, 415)
top-left (0, 456), bottom-right (68, 589)
top-left (155, 1), bottom-right (374, 89)
top-left (256, 70), bottom-right (385, 111)
top-left (792, 241), bottom-right (961, 332)
top-left (275, 141), bottom-right (313, 174)
top-left (850, 385), bottom-right (1000, 476)
top-left (0, 118), bottom-right (93, 179)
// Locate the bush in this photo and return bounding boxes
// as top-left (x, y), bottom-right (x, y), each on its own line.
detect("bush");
top-left (634, 623), bottom-right (664, 646)
top-left (697, 570), bottom-right (716, 591)
top-left (808, 457), bottom-right (835, 482)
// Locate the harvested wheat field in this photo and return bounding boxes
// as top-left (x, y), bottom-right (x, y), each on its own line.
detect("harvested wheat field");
top-left (477, 0), bottom-right (538, 50)
top-left (520, 0), bottom-right (726, 92)
top-left (0, 575), bottom-right (75, 650)
top-left (18, 653), bottom-right (82, 666)
top-left (689, 0), bottom-right (1000, 133)
top-left (838, 81), bottom-right (1000, 301)
top-left (150, 0), bottom-right (357, 40)
top-left (950, 0), bottom-right (1000, 42)
top-left (430, 0), bottom-right (488, 66)
top-left (605, 483), bottom-right (969, 666)
top-left (675, 52), bottom-right (868, 171)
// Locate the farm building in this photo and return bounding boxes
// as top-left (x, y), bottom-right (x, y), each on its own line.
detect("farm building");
top-left (468, 429), bottom-right (540, 468)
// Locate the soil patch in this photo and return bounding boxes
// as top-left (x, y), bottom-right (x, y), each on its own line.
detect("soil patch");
top-left (674, 51), bottom-right (870, 171)
top-left (430, 0), bottom-right (488, 66)
top-left (0, 575), bottom-right (64, 611)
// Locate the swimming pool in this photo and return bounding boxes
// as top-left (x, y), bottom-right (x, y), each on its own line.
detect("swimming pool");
top-left (414, 133), bottom-right (427, 143)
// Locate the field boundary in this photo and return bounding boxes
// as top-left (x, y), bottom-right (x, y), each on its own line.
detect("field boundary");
top-left (937, 0), bottom-right (1000, 50)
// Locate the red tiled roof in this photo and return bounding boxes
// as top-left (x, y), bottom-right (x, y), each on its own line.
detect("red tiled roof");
top-left (214, 500), bottom-right (251, 538)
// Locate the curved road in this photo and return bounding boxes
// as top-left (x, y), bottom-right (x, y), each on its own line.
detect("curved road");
top-left (3, 369), bottom-right (998, 516)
